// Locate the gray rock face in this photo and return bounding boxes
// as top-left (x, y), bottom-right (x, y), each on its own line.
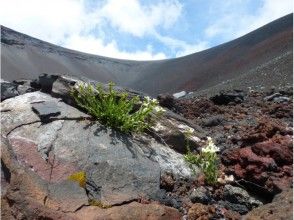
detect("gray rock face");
top-left (32, 101), bottom-right (61, 121)
top-left (223, 185), bottom-right (263, 212)
top-left (1, 81), bottom-right (19, 101)
top-left (1, 91), bottom-right (194, 206)
top-left (190, 186), bottom-right (211, 204)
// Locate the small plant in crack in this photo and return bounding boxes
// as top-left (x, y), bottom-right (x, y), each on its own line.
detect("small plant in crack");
top-left (184, 131), bottom-right (220, 185)
top-left (71, 82), bottom-right (165, 133)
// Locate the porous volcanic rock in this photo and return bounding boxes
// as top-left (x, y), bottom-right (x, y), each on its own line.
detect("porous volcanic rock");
top-left (221, 135), bottom-right (293, 195)
top-left (187, 203), bottom-right (241, 220)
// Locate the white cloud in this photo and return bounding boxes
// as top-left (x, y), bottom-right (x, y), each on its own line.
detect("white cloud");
top-left (0, 0), bottom-right (176, 60)
top-left (1, 0), bottom-right (290, 60)
top-left (64, 34), bottom-right (166, 60)
top-left (238, 0), bottom-right (293, 36)
top-left (100, 0), bottom-right (182, 37)
top-left (175, 41), bottom-right (209, 57)
top-left (0, 0), bottom-right (89, 44)
top-left (154, 33), bottom-right (209, 57)
top-left (205, 0), bottom-right (293, 41)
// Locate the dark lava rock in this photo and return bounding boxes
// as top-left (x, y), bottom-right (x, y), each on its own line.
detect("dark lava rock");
top-left (223, 185), bottom-right (262, 209)
top-left (34, 73), bottom-right (59, 93)
top-left (210, 90), bottom-right (245, 105)
top-left (1, 81), bottom-right (19, 101)
top-left (218, 200), bottom-right (249, 215)
top-left (202, 115), bottom-right (224, 127)
top-left (32, 101), bottom-right (61, 121)
top-left (157, 94), bottom-right (176, 110)
top-left (244, 188), bottom-right (293, 220)
top-left (152, 189), bottom-right (182, 209)
top-left (190, 186), bottom-right (212, 204)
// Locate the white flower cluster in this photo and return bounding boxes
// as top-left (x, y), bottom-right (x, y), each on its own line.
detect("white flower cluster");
top-left (142, 96), bottom-right (166, 114)
top-left (143, 96), bottom-right (157, 106)
top-left (153, 106), bottom-right (166, 113)
top-left (75, 81), bottom-right (93, 89)
top-left (201, 137), bottom-right (220, 153)
top-left (186, 127), bottom-right (194, 134)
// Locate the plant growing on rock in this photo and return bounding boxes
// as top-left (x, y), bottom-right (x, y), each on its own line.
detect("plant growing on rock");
top-left (184, 136), bottom-right (219, 185)
top-left (71, 82), bottom-right (165, 133)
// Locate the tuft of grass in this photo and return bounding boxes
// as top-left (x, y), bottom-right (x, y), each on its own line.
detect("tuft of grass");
top-left (71, 82), bottom-right (165, 133)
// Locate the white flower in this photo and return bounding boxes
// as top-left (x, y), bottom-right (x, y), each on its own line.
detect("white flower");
top-left (145, 96), bottom-right (151, 102)
top-left (151, 98), bottom-right (158, 104)
top-left (201, 137), bottom-right (219, 153)
top-left (74, 81), bottom-right (88, 89)
top-left (183, 127), bottom-right (194, 136)
top-left (144, 96), bottom-right (158, 105)
top-left (142, 101), bottom-right (149, 107)
top-left (186, 127), bottom-right (194, 134)
top-left (154, 106), bottom-right (166, 113)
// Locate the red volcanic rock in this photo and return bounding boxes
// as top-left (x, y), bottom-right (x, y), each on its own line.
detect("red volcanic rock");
top-left (222, 147), bottom-right (276, 169)
top-left (252, 136), bottom-right (293, 165)
top-left (222, 136), bottom-right (292, 195)
top-left (187, 203), bottom-right (216, 220)
top-left (240, 117), bottom-right (290, 145)
top-left (175, 99), bottom-right (223, 119)
top-left (266, 102), bottom-right (293, 119)
top-left (187, 203), bottom-right (241, 220)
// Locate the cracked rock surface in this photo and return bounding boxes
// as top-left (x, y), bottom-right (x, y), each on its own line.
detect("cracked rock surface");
top-left (1, 88), bottom-right (196, 219)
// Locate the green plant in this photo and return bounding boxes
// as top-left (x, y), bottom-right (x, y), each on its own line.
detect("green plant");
top-left (71, 82), bottom-right (165, 133)
top-left (184, 136), bottom-right (219, 185)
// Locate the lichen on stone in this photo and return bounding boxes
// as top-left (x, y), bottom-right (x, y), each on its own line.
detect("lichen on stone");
top-left (68, 171), bottom-right (86, 188)
top-left (88, 199), bottom-right (112, 209)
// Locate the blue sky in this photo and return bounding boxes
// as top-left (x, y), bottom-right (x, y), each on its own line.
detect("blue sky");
top-left (0, 0), bottom-right (292, 60)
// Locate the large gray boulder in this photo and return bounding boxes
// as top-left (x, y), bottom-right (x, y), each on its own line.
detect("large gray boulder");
top-left (1, 74), bottom-right (207, 219)
top-left (1, 91), bottom-right (197, 207)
